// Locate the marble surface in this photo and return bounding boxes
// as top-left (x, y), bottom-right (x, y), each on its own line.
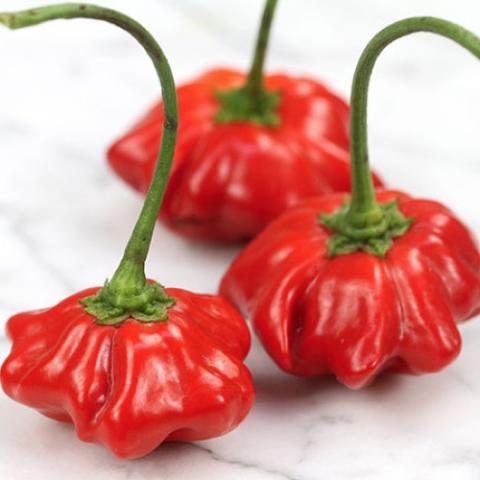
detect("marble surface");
top-left (1, 0), bottom-right (480, 478)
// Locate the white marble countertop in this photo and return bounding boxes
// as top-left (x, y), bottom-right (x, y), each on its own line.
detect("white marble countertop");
top-left (1, 0), bottom-right (479, 478)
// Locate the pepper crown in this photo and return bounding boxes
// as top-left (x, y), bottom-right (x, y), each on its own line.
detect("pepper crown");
top-left (215, 0), bottom-right (280, 127)
top-left (0, 3), bottom-right (179, 325)
top-left (80, 280), bottom-right (175, 325)
top-left (320, 17), bottom-right (480, 258)
top-left (321, 199), bottom-right (412, 257)
top-left (215, 86), bottom-right (280, 127)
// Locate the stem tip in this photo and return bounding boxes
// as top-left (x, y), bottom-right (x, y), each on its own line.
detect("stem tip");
top-left (0, 13), bottom-right (15, 28)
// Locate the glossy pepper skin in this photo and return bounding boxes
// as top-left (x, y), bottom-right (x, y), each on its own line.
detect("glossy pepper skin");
top-left (108, 68), bottom-right (382, 243)
top-left (220, 190), bottom-right (480, 389)
top-left (1, 287), bottom-right (254, 459)
top-left (0, 4), bottom-right (256, 459)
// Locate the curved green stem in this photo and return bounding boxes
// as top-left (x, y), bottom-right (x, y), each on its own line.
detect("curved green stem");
top-left (215, 0), bottom-right (280, 126)
top-left (321, 17), bottom-right (480, 257)
top-left (0, 3), bottom-right (179, 325)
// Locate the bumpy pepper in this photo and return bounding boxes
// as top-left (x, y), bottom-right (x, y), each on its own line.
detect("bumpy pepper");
top-left (107, 0), bottom-right (383, 243)
top-left (0, 4), bottom-right (254, 459)
top-left (220, 17), bottom-right (480, 389)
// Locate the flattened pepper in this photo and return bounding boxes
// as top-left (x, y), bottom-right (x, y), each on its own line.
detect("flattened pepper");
top-left (108, 0), bottom-right (383, 242)
top-left (220, 17), bottom-right (480, 389)
top-left (0, 4), bottom-right (254, 459)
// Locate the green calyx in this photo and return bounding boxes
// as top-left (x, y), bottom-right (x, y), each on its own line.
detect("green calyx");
top-left (80, 281), bottom-right (175, 326)
top-left (320, 199), bottom-right (414, 258)
top-left (214, 0), bottom-right (280, 127)
top-left (214, 86), bottom-right (281, 127)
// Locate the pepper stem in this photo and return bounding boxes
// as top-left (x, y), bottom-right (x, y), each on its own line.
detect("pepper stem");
top-left (321, 17), bottom-right (480, 257)
top-left (214, 0), bottom-right (280, 126)
top-left (244, 0), bottom-right (277, 101)
top-left (0, 3), bottom-right (179, 325)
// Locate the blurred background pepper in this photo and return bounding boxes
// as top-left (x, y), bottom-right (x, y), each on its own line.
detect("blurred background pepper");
top-left (108, 0), bottom-right (384, 242)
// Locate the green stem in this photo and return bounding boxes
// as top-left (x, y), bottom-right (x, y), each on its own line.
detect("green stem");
top-left (321, 17), bottom-right (480, 258)
top-left (244, 0), bottom-right (278, 100)
top-left (215, 0), bottom-right (281, 126)
top-left (0, 3), bottom-right (179, 325)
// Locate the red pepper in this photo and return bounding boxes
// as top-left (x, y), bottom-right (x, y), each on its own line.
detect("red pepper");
top-left (0, 4), bottom-right (254, 459)
top-left (220, 18), bottom-right (480, 389)
top-left (2, 287), bottom-right (253, 459)
top-left (107, 0), bottom-right (383, 243)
